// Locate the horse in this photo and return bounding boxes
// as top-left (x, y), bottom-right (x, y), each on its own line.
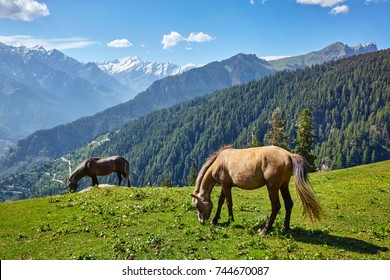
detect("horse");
top-left (66, 156), bottom-right (131, 192)
top-left (191, 145), bottom-right (322, 236)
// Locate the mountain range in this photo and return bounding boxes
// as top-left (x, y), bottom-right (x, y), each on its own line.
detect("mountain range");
top-left (0, 42), bottom-right (378, 178)
top-left (269, 42), bottom-right (378, 70)
top-left (1, 48), bottom-right (388, 200)
top-left (97, 56), bottom-right (200, 93)
top-left (0, 44), bottom-right (198, 142)
top-left (0, 43), bottom-right (133, 141)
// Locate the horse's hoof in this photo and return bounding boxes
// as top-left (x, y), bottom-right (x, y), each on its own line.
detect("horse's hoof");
top-left (259, 228), bottom-right (268, 237)
top-left (282, 227), bottom-right (291, 234)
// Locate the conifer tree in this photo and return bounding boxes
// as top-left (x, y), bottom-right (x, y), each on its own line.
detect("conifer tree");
top-left (249, 129), bottom-right (260, 147)
top-left (187, 163), bottom-right (197, 186)
top-left (294, 108), bottom-right (316, 171)
top-left (264, 107), bottom-right (289, 150)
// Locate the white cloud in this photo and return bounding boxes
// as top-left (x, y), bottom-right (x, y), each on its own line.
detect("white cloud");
top-left (296, 0), bottom-right (349, 14)
top-left (107, 39), bottom-right (132, 48)
top-left (0, 35), bottom-right (97, 50)
top-left (161, 31), bottom-right (213, 49)
top-left (329, 4), bottom-right (349, 14)
top-left (0, 0), bottom-right (49, 21)
top-left (364, 0), bottom-right (383, 3)
top-left (161, 31), bottom-right (184, 49)
top-left (250, 0), bottom-right (268, 4)
top-left (296, 0), bottom-right (345, 7)
top-left (186, 32), bottom-right (213, 43)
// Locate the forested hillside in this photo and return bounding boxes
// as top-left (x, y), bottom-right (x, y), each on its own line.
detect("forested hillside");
top-left (0, 50), bottom-right (389, 200)
top-left (92, 49), bottom-right (389, 186)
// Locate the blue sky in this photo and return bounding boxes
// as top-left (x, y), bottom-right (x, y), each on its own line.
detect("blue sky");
top-left (0, 0), bottom-right (389, 65)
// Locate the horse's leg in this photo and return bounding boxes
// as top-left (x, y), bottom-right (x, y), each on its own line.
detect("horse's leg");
top-left (280, 178), bottom-right (293, 232)
top-left (117, 172), bottom-right (122, 186)
top-left (124, 172), bottom-right (130, 187)
top-left (212, 189), bottom-right (226, 224)
top-left (127, 175), bottom-right (131, 187)
top-left (260, 184), bottom-right (281, 236)
top-left (223, 186), bottom-right (234, 223)
top-left (91, 175), bottom-right (99, 187)
top-left (125, 162), bottom-right (131, 187)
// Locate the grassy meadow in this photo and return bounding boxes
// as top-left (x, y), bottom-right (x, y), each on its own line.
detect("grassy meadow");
top-left (0, 161), bottom-right (389, 260)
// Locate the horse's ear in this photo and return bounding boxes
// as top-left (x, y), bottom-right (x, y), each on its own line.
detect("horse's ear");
top-left (191, 194), bottom-right (205, 202)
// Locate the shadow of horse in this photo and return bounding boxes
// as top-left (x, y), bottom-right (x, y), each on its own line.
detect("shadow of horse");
top-left (288, 227), bottom-right (388, 255)
top-left (213, 217), bottom-right (387, 255)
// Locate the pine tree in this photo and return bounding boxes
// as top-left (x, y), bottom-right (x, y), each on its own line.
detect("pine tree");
top-left (294, 108), bottom-right (317, 171)
top-left (187, 163), bottom-right (197, 186)
top-left (161, 178), bottom-right (173, 187)
top-left (249, 129), bottom-right (260, 147)
top-left (264, 107), bottom-right (289, 150)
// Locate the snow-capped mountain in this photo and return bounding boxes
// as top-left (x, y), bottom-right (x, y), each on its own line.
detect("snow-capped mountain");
top-left (98, 56), bottom-right (201, 93)
top-left (0, 44), bottom-right (132, 98)
top-left (0, 43), bottom-right (133, 141)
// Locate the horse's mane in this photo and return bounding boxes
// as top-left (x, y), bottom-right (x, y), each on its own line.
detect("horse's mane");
top-left (194, 145), bottom-right (232, 194)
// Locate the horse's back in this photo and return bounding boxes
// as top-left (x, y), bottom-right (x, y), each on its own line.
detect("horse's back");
top-left (219, 146), bottom-right (292, 166)
top-left (95, 156), bottom-right (128, 165)
top-left (88, 156), bottom-right (128, 175)
top-left (215, 146), bottom-right (293, 188)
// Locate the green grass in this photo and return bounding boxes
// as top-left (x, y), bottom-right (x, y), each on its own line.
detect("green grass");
top-left (0, 161), bottom-right (389, 260)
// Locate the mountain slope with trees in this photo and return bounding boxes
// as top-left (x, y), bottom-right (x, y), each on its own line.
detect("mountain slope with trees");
top-left (96, 50), bottom-right (389, 186)
top-left (1, 49), bottom-right (388, 200)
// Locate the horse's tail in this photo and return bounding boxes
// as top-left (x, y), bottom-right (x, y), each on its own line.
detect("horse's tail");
top-left (125, 158), bottom-right (131, 188)
top-left (290, 154), bottom-right (322, 222)
top-left (194, 145), bottom-right (232, 194)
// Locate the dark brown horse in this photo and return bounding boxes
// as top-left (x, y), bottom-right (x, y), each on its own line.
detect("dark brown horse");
top-left (66, 156), bottom-right (130, 192)
top-left (191, 145), bottom-right (322, 236)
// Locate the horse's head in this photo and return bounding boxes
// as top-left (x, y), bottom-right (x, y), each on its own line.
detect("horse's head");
top-left (66, 178), bottom-right (78, 193)
top-left (191, 194), bottom-right (213, 224)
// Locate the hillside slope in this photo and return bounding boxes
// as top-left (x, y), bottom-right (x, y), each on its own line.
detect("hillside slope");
top-left (0, 161), bottom-right (389, 260)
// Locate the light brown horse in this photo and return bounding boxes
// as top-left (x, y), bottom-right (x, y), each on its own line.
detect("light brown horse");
top-left (191, 145), bottom-right (322, 236)
top-left (66, 156), bottom-right (130, 192)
